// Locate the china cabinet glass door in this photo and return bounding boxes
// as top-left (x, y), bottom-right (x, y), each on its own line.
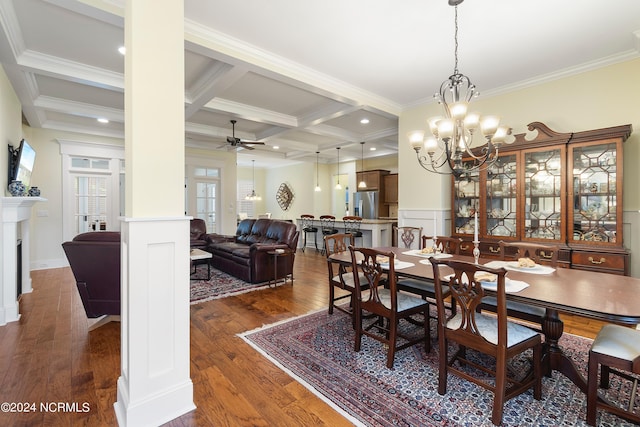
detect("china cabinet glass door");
top-left (453, 163), bottom-right (480, 236)
top-left (486, 154), bottom-right (517, 238)
top-left (523, 148), bottom-right (564, 242)
top-left (569, 141), bottom-right (619, 244)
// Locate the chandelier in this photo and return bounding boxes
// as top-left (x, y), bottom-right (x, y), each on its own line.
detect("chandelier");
top-left (245, 159), bottom-right (261, 201)
top-left (408, 0), bottom-right (511, 177)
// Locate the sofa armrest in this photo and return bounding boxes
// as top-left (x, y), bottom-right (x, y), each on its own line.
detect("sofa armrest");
top-left (251, 243), bottom-right (290, 253)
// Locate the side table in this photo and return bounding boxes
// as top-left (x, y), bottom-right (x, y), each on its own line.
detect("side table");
top-left (267, 249), bottom-right (294, 286)
top-left (190, 248), bottom-right (212, 280)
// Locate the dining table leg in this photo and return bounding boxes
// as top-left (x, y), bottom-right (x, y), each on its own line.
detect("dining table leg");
top-left (541, 308), bottom-right (588, 393)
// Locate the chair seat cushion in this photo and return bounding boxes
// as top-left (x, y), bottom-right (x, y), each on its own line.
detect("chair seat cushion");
top-left (591, 324), bottom-right (640, 361)
top-left (397, 278), bottom-right (449, 297)
top-left (303, 226), bottom-right (318, 232)
top-left (447, 312), bottom-right (539, 347)
top-left (332, 271), bottom-right (367, 289)
top-left (377, 288), bottom-right (428, 312)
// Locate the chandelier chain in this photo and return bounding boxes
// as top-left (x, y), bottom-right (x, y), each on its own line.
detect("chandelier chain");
top-left (453, 5), bottom-right (459, 75)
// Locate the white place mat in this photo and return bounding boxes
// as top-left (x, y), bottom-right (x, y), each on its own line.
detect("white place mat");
top-left (380, 260), bottom-right (415, 270)
top-left (443, 273), bottom-right (529, 293)
top-left (402, 250), bottom-right (454, 259)
top-left (484, 260), bottom-right (555, 275)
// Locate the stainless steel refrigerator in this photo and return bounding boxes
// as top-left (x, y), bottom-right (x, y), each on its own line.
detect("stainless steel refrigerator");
top-left (353, 191), bottom-right (379, 219)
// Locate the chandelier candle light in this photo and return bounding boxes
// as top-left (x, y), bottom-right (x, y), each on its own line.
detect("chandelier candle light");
top-left (408, 0), bottom-right (512, 177)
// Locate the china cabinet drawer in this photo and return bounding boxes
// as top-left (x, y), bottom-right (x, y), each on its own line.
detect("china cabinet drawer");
top-left (571, 251), bottom-right (628, 275)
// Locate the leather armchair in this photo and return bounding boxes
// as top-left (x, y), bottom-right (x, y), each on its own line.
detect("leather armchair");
top-left (190, 218), bottom-right (208, 249)
top-left (62, 232), bottom-right (121, 327)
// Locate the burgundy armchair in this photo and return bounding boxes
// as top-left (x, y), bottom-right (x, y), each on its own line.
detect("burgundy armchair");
top-left (62, 231), bottom-right (121, 329)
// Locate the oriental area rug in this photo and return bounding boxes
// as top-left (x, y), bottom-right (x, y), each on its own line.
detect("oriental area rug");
top-left (190, 265), bottom-right (272, 304)
top-left (240, 309), bottom-right (637, 427)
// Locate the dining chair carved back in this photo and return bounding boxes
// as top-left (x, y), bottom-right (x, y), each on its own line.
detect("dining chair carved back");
top-left (499, 241), bottom-right (559, 266)
top-left (393, 226), bottom-right (422, 249)
top-left (478, 241), bottom-right (561, 327)
top-left (300, 214), bottom-right (318, 252)
top-left (587, 324), bottom-right (640, 425)
top-left (430, 257), bottom-right (542, 426)
top-left (324, 233), bottom-right (364, 319)
top-left (349, 246), bottom-right (431, 369)
top-left (421, 235), bottom-right (462, 255)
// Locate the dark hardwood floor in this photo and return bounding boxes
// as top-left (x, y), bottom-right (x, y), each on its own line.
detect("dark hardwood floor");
top-left (0, 249), bottom-right (606, 426)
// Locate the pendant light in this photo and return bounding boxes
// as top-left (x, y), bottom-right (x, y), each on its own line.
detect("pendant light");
top-left (314, 151), bottom-right (321, 192)
top-left (358, 141), bottom-right (367, 189)
top-left (335, 147), bottom-right (342, 190)
top-left (245, 160), bottom-right (261, 201)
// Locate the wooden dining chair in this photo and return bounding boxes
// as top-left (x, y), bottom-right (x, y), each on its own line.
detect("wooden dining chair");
top-left (587, 324), bottom-right (640, 426)
top-left (349, 246), bottom-right (431, 369)
top-left (498, 240), bottom-right (559, 266)
top-left (324, 233), bottom-right (365, 318)
top-left (430, 257), bottom-right (542, 426)
top-left (479, 241), bottom-right (560, 327)
top-left (393, 226), bottom-right (422, 249)
top-left (421, 235), bottom-right (462, 255)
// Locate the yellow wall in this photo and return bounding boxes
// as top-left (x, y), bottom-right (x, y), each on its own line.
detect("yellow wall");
top-left (0, 68), bottom-right (23, 193)
top-left (400, 58), bottom-right (640, 211)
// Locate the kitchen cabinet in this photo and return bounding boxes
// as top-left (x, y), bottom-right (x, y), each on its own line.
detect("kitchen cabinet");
top-left (356, 169), bottom-right (389, 191)
top-left (383, 173), bottom-right (398, 203)
top-left (451, 122), bottom-right (631, 275)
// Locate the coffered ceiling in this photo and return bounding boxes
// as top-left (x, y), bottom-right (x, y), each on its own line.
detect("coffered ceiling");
top-left (1, 0), bottom-right (639, 167)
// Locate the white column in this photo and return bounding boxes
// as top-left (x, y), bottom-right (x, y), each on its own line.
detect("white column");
top-left (114, 0), bottom-right (194, 425)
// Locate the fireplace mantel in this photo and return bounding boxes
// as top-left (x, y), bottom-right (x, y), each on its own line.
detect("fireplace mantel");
top-left (1, 196), bottom-right (46, 325)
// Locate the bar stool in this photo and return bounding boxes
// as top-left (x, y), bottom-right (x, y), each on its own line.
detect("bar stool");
top-left (319, 215), bottom-right (339, 254)
top-left (342, 216), bottom-right (363, 245)
top-left (300, 214), bottom-right (318, 252)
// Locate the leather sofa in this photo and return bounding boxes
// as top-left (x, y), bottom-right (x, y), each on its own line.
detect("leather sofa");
top-left (190, 218), bottom-right (208, 249)
top-left (62, 231), bottom-right (121, 324)
top-left (206, 218), bottom-right (299, 283)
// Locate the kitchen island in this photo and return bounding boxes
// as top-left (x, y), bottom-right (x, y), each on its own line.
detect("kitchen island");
top-left (296, 218), bottom-right (396, 249)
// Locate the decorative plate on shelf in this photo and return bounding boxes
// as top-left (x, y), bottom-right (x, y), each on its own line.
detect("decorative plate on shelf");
top-left (276, 182), bottom-right (294, 211)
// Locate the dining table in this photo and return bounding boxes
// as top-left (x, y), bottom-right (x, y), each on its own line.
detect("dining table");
top-left (328, 246), bottom-right (640, 395)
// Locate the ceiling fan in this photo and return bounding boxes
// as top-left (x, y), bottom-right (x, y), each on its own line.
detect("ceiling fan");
top-left (224, 120), bottom-right (265, 150)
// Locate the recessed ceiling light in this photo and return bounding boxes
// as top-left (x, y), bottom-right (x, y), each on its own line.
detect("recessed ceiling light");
top-left (360, 118), bottom-right (370, 124)
top-left (97, 118), bottom-right (109, 124)
top-left (369, 147), bottom-right (376, 151)
top-left (273, 145), bottom-right (279, 150)
top-left (118, 46), bottom-right (126, 55)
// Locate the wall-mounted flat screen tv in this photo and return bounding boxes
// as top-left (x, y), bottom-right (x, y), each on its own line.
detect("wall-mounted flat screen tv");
top-left (11, 139), bottom-right (36, 188)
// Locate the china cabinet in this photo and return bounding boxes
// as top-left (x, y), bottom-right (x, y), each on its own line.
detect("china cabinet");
top-left (451, 122), bottom-right (631, 275)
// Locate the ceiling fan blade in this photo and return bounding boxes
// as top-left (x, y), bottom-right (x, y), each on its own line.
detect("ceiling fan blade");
top-left (240, 141), bottom-right (265, 145)
top-left (240, 144), bottom-right (254, 150)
